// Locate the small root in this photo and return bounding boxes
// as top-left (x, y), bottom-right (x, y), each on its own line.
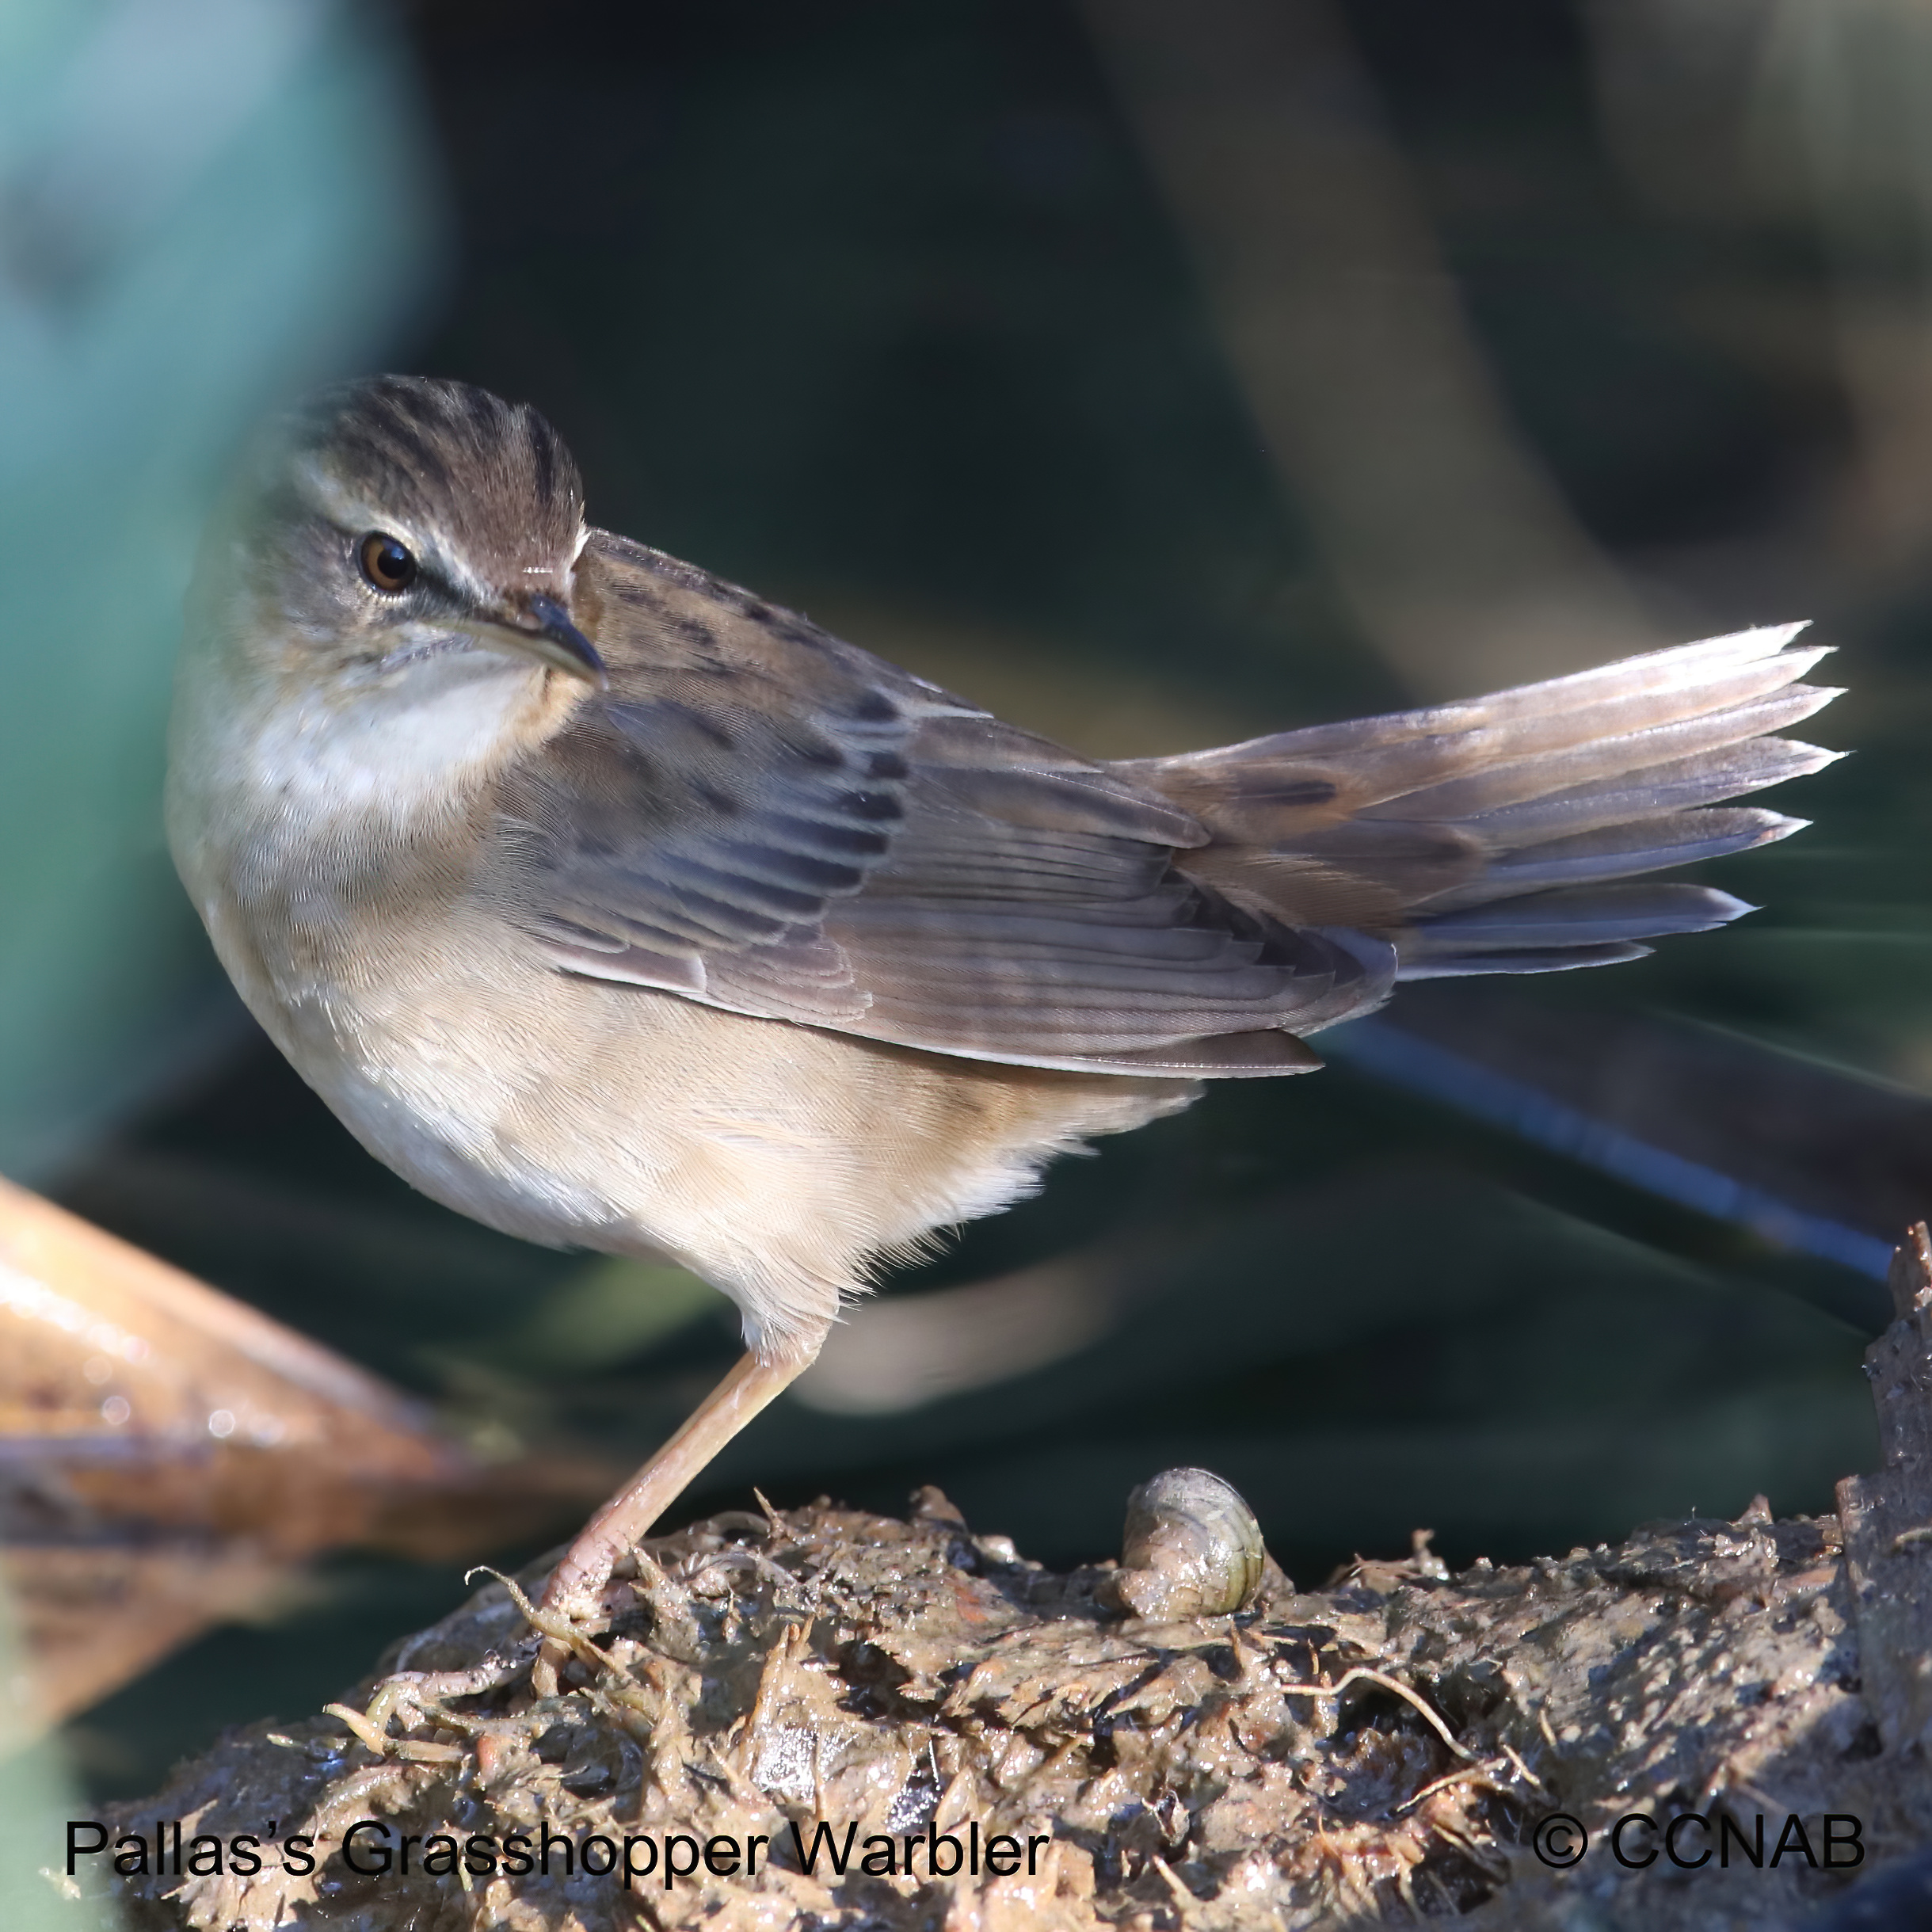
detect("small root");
top-left (322, 1703), bottom-right (464, 1763)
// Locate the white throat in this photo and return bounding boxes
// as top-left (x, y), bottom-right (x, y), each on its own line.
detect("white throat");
top-left (169, 630), bottom-right (545, 874)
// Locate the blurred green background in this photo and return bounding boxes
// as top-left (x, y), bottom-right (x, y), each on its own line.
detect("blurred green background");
top-left (5, 0), bottom-right (1930, 1808)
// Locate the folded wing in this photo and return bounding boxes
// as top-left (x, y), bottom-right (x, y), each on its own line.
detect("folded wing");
top-left (492, 534), bottom-right (1382, 1075)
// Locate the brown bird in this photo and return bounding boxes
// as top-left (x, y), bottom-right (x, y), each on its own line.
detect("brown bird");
top-left (166, 375), bottom-right (1841, 1623)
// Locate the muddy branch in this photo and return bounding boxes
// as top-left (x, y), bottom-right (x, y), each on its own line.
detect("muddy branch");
top-left (66, 1233), bottom-right (1932, 1929)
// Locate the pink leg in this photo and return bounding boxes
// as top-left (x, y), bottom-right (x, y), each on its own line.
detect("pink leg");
top-left (539, 1346), bottom-right (812, 1618)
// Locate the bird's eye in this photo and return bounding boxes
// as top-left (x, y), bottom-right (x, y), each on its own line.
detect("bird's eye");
top-left (358, 532), bottom-right (417, 594)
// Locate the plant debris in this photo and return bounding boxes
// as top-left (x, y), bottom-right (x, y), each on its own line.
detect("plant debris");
top-left (69, 1230), bottom-right (1932, 1927)
top-left (70, 1488), bottom-right (1919, 1930)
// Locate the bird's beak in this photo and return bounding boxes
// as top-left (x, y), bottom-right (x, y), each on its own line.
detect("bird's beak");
top-left (463, 592), bottom-right (608, 688)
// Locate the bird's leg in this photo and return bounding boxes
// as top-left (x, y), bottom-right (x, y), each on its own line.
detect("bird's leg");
top-left (539, 1343), bottom-right (815, 1622)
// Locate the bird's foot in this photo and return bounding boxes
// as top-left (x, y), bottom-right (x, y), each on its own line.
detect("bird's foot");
top-left (331, 1567), bottom-right (621, 1751)
top-left (528, 1543), bottom-right (718, 1693)
top-left (324, 1646), bottom-right (535, 1760)
top-left (532, 1347), bottom-right (814, 1623)
top-left (328, 1515), bottom-right (808, 1753)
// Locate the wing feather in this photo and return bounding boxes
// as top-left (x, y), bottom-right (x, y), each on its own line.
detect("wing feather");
top-left (490, 533), bottom-right (1370, 1073)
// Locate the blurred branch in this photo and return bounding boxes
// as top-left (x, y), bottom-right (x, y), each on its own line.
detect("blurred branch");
top-left (0, 1178), bottom-right (607, 1732)
top-left (1079, 0), bottom-right (1659, 697)
top-left (1337, 985), bottom-right (1926, 1309)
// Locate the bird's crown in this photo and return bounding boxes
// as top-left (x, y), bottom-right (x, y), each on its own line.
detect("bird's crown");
top-left (277, 374), bottom-right (585, 589)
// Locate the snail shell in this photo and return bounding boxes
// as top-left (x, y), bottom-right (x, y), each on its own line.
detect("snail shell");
top-left (1111, 1467), bottom-right (1266, 1620)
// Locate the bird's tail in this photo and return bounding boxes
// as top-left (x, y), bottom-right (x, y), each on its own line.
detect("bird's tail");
top-left (1113, 623), bottom-right (1841, 980)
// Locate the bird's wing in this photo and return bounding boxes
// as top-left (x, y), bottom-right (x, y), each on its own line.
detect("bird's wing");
top-left (488, 533), bottom-right (1385, 1075)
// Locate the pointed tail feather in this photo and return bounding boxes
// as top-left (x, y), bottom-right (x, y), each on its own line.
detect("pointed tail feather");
top-left (1122, 624), bottom-right (1842, 987)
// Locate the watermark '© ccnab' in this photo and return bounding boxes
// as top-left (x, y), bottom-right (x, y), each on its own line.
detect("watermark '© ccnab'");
top-left (1530, 1811), bottom-right (1864, 1872)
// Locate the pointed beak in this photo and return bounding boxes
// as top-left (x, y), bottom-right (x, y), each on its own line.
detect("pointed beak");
top-left (463, 591), bottom-right (608, 688)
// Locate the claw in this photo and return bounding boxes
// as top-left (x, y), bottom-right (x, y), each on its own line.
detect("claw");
top-left (474, 1565), bottom-right (613, 1670)
top-left (342, 1630), bottom-right (545, 1751)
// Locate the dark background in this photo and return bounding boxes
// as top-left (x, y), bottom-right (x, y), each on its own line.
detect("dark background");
top-left (38, 0), bottom-right (1932, 1800)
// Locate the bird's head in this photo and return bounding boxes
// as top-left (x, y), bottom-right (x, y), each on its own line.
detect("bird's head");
top-left (194, 374), bottom-right (606, 702)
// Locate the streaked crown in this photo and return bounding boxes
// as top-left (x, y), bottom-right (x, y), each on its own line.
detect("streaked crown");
top-left (284, 375), bottom-right (584, 585)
